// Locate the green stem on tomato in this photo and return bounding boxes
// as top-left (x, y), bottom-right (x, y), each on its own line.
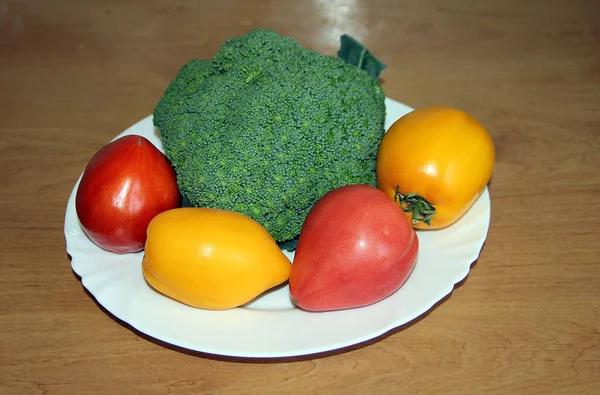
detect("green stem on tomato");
top-left (394, 186), bottom-right (436, 226)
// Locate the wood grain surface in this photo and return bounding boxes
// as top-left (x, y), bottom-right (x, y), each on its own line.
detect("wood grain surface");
top-left (1, 0), bottom-right (599, 394)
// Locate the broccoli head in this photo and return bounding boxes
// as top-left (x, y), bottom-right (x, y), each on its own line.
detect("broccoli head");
top-left (153, 29), bottom-right (386, 243)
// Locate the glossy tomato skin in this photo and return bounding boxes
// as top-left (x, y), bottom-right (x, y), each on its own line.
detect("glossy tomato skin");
top-left (289, 184), bottom-right (418, 312)
top-left (376, 106), bottom-right (495, 229)
top-left (75, 135), bottom-right (181, 254)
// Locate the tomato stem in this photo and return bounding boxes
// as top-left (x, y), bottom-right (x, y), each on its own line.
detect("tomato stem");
top-left (394, 186), bottom-right (436, 226)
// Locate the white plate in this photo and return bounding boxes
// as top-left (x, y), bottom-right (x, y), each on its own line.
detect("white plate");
top-left (64, 98), bottom-right (491, 358)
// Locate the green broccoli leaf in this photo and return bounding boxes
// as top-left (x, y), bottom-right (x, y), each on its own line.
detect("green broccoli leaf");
top-left (337, 34), bottom-right (386, 79)
top-left (278, 238), bottom-right (298, 251)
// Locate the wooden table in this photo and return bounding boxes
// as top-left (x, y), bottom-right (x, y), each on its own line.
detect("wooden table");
top-left (1, 1), bottom-right (599, 393)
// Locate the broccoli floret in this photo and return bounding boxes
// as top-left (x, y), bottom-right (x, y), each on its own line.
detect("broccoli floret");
top-left (153, 29), bottom-right (386, 243)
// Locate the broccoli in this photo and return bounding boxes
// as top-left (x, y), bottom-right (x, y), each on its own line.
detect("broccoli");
top-left (153, 29), bottom-right (386, 244)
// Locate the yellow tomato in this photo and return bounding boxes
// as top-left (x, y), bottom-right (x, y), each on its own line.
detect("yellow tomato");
top-left (142, 208), bottom-right (291, 310)
top-left (376, 106), bottom-right (495, 229)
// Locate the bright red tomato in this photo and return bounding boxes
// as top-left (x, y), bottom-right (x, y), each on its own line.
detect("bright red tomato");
top-left (289, 184), bottom-right (419, 311)
top-left (75, 135), bottom-right (181, 254)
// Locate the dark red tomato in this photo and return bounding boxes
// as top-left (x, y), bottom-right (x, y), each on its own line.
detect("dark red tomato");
top-left (289, 184), bottom-right (418, 311)
top-left (75, 135), bottom-right (181, 254)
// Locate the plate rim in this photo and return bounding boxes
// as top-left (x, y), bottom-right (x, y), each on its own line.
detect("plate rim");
top-left (64, 97), bottom-right (491, 358)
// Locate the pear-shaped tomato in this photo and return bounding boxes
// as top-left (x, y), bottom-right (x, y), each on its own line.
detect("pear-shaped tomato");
top-left (142, 208), bottom-right (291, 310)
top-left (289, 184), bottom-right (418, 312)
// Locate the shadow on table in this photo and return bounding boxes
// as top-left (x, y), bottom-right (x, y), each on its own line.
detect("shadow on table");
top-left (71, 258), bottom-right (479, 364)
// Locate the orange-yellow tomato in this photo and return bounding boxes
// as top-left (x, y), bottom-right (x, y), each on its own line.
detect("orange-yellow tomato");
top-left (376, 106), bottom-right (495, 229)
top-left (142, 208), bottom-right (291, 310)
